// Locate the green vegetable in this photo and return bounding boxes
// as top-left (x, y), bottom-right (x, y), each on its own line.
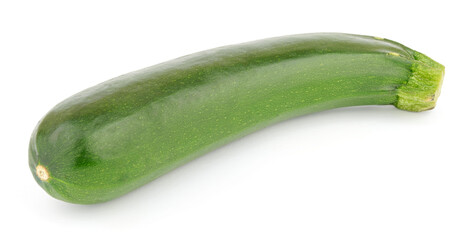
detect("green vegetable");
top-left (29, 33), bottom-right (444, 204)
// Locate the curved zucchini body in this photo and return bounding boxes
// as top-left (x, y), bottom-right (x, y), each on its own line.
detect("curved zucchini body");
top-left (29, 33), bottom-right (444, 204)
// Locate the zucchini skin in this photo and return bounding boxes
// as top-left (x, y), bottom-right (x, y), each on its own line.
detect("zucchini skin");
top-left (29, 33), bottom-right (444, 204)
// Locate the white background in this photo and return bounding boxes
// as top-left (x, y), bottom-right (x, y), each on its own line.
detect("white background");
top-left (1, 0), bottom-right (459, 239)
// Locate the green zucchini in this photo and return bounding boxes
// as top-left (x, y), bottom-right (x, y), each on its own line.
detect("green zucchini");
top-left (29, 33), bottom-right (445, 204)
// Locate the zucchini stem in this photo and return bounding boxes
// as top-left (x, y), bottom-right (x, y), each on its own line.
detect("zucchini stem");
top-left (395, 51), bottom-right (445, 112)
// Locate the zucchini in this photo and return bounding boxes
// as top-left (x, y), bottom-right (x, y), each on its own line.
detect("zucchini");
top-left (29, 33), bottom-right (445, 204)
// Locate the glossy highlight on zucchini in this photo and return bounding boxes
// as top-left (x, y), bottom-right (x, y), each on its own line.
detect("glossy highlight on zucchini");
top-left (29, 33), bottom-right (445, 204)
